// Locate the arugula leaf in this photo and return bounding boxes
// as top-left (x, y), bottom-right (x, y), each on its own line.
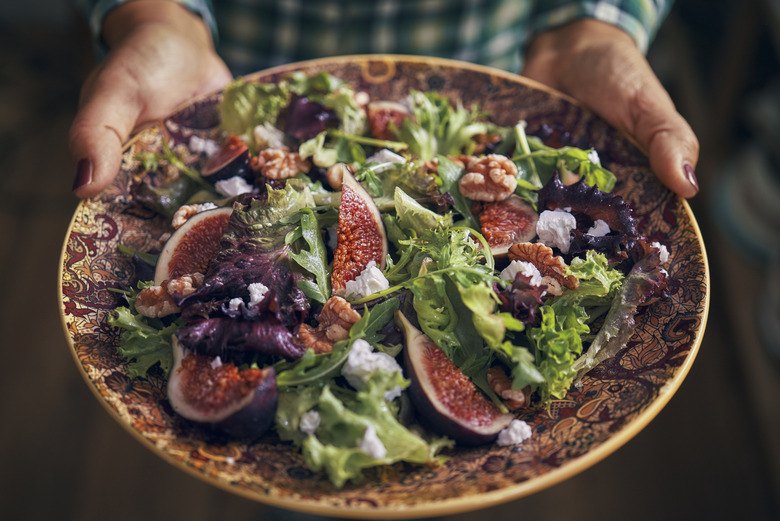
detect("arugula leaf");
top-left (286, 208), bottom-right (331, 304)
top-left (435, 155), bottom-right (479, 229)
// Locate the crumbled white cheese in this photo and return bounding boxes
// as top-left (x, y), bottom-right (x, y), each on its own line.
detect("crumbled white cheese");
top-left (227, 297), bottom-right (243, 315)
top-left (496, 419), bottom-right (533, 447)
top-left (215, 176), bottom-right (254, 197)
top-left (299, 410), bottom-right (321, 436)
top-left (247, 282), bottom-right (269, 306)
top-left (358, 424), bottom-right (387, 459)
top-left (209, 356), bottom-right (223, 369)
top-left (536, 209), bottom-right (577, 253)
top-left (500, 260), bottom-right (542, 286)
top-left (588, 149), bottom-right (601, 166)
top-left (366, 149), bottom-right (406, 172)
top-left (253, 122), bottom-right (286, 149)
top-left (341, 339), bottom-right (403, 400)
top-left (189, 135), bottom-right (220, 156)
top-left (652, 241), bottom-right (670, 263)
top-left (225, 457), bottom-right (235, 465)
top-left (355, 91), bottom-right (370, 106)
top-left (344, 260), bottom-right (390, 300)
top-left (587, 219), bottom-right (611, 237)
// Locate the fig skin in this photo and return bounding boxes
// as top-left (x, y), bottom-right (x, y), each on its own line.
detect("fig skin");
top-left (167, 337), bottom-right (278, 438)
top-left (154, 206), bottom-right (233, 284)
top-left (395, 311), bottom-right (513, 445)
top-left (201, 134), bottom-right (252, 183)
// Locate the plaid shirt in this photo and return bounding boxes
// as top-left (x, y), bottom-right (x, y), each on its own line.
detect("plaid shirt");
top-left (78, 0), bottom-right (671, 75)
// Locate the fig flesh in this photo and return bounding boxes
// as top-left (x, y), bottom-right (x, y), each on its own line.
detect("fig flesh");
top-left (331, 170), bottom-right (388, 296)
top-left (396, 311), bottom-right (513, 445)
top-left (167, 337), bottom-right (277, 438)
top-left (476, 194), bottom-right (538, 256)
top-left (201, 134), bottom-right (252, 182)
top-left (366, 100), bottom-right (410, 141)
top-left (154, 206), bottom-right (233, 284)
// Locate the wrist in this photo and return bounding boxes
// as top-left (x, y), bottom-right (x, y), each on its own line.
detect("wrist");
top-left (102, 0), bottom-right (213, 50)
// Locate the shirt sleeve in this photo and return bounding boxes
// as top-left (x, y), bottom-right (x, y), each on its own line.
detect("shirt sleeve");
top-left (73, 0), bottom-right (219, 57)
top-left (530, 0), bottom-right (674, 53)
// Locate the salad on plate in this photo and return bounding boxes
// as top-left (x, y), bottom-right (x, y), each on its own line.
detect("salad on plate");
top-left (110, 70), bottom-right (670, 488)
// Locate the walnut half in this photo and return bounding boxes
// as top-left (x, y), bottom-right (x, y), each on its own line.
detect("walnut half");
top-left (458, 154), bottom-right (518, 202)
top-left (298, 296), bottom-right (362, 353)
top-left (251, 147), bottom-right (311, 180)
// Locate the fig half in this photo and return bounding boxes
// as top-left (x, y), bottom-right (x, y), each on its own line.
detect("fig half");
top-left (167, 337), bottom-right (277, 438)
top-left (396, 311), bottom-right (513, 445)
top-left (154, 206), bottom-right (233, 284)
top-left (201, 134), bottom-right (252, 182)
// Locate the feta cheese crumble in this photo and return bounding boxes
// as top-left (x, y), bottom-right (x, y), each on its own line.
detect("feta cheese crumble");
top-left (652, 241), bottom-right (670, 263)
top-left (210, 356), bottom-right (223, 369)
top-left (358, 424), bottom-right (387, 459)
top-left (226, 297), bottom-right (243, 316)
top-left (588, 149), bottom-right (601, 166)
top-left (341, 339), bottom-right (403, 400)
top-left (587, 219), bottom-right (611, 237)
top-left (344, 260), bottom-right (390, 300)
top-left (215, 175), bottom-right (254, 197)
top-left (299, 410), bottom-right (321, 436)
top-left (253, 122), bottom-right (286, 149)
top-left (536, 209), bottom-right (577, 253)
top-left (496, 419), bottom-right (533, 447)
top-left (500, 260), bottom-right (543, 286)
top-left (366, 149), bottom-right (406, 172)
top-left (247, 282), bottom-right (269, 306)
top-left (188, 135), bottom-right (220, 156)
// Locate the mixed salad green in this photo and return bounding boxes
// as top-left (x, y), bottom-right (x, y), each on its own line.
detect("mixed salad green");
top-left (110, 71), bottom-right (669, 488)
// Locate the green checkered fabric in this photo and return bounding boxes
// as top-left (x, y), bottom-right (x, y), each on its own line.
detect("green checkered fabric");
top-left (77, 0), bottom-right (672, 75)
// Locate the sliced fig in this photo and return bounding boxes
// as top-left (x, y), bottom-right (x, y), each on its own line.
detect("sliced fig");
top-left (366, 100), bottom-right (410, 140)
top-left (331, 170), bottom-right (388, 296)
top-left (202, 134), bottom-right (252, 182)
top-left (395, 311), bottom-right (513, 445)
top-left (167, 337), bottom-right (277, 438)
top-left (154, 206), bottom-right (233, 284)
top-left (476, 194), bottom-right (539, 255)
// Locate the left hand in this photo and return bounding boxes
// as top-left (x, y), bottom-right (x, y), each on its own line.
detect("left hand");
top-left (522, 19), bottom-right (700, 198)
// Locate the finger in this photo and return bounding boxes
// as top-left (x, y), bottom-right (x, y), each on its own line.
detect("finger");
top-left (623, 80), bottom-right (700, 198)
top-left (69, 64), bottom-right (144, 198)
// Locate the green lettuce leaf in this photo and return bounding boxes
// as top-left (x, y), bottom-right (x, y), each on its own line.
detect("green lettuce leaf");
top-left (218, 78), bottom-right (290, 141)
top-left (108, 282), bottom-right (181, 378)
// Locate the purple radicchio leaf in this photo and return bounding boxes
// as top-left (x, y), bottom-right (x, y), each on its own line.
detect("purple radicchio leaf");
top-left (282, 94), bottom-right (339, 141)
top-left (176, 316), bottom-right (306, 360)
top-left (537, 174), bottom-right (638, 264)
top-left (496, 274), bottom-right (548, 326)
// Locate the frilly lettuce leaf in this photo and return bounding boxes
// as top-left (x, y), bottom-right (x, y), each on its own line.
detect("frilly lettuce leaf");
top-left (300, 371), bottom-right (447, 488)
top-left (394, 187), bottom-right (452, 236)
top-left (218, 78), bottom-right (290, 141)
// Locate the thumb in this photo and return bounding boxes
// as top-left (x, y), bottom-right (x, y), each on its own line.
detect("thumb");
top-left (623, 80), bottom-right (700, 198)
top-left (69, 66), bottom-right (143, 198)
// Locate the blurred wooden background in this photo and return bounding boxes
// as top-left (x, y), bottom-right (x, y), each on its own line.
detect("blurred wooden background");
top-left (1, 1), bottom-right (778, 520)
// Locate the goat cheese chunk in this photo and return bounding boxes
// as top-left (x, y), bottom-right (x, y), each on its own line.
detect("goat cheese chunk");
top-left (341, 339), bottom-right (403, 400)
top-left (496, 419), bottom-right (533, 447)
top-left (587, 219), bottom-right (611, 237)
top-left (253, 122), bottom-right (286, 149)
top-left (500, 260), bottom-right (543, 286)
top-left (247, 282), bottom-right (269, 306)
top-left (299, 410), bottom-right (321, 436)
top-left (344, 260), bottom-right (390, 300)
top-left (189, 135), bottom-right (220, 156)
top-left (537, 209), bottom-right (577, 254)
top-left (652, 241), bottom-right (670, 263)
top-left (215, 175), bottom-right (254, 197)
top-left (358, 424), bottom-right (387, 459)
top-left (366, 149), bottom-right (406, 172)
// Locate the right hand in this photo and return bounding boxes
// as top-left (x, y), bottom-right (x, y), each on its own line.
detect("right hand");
top-left (70, 0), bottom-right (233, 198)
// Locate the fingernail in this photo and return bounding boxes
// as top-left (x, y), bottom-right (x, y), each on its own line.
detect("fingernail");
top-left (683, 162), bottom-right (698, 192)
top-left (73, 158), bottom-right (93, 191)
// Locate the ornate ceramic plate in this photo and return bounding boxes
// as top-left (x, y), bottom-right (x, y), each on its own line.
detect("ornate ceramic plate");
top-left (59, 55), bottom-right (709, 518)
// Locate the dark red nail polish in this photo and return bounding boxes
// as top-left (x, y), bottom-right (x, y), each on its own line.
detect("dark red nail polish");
top-left (683, 162), bottom-right (698, 192)
top-left (73, 158), bottom-right (93, 191)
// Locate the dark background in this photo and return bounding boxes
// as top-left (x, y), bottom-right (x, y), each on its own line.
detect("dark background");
top-left (1, 1), bottom-right (778, 520)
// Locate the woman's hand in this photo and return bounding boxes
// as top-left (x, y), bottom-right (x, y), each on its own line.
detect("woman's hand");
top-left (522, 19), bottom-right (700, 198)
top-left (70, 0), bottom-right (232, 197)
